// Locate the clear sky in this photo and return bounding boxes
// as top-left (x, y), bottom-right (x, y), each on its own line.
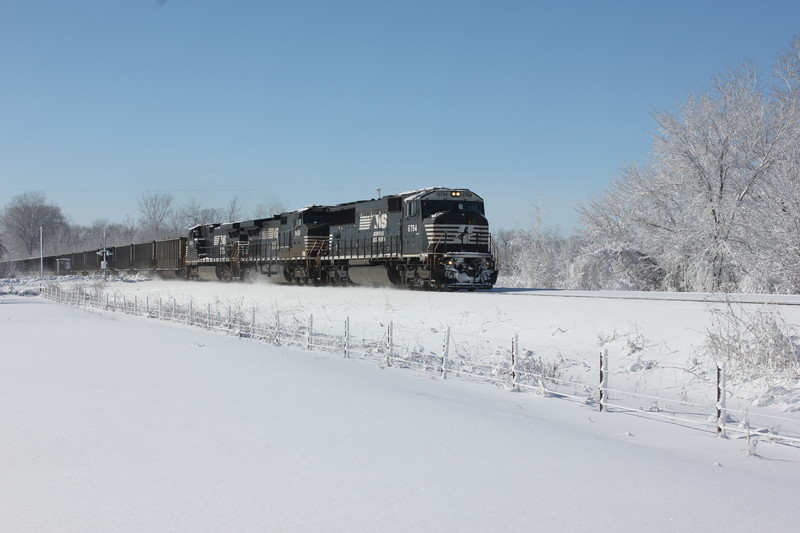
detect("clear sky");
top-left (1, 0), bottom-right (798, 233)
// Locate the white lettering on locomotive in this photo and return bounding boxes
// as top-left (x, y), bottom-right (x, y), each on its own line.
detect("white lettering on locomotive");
top-left (359, 213), bottom-right (388, 231)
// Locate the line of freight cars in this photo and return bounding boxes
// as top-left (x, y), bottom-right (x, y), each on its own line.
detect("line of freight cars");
top-left (9, 238), bottom-right (187, 278)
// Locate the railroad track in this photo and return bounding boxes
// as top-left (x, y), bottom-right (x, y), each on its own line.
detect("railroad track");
top-left (491, 288), bottom-right (800, 307)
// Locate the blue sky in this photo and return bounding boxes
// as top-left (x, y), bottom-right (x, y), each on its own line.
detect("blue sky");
top-left (1, 0), bottom-right (798, 233)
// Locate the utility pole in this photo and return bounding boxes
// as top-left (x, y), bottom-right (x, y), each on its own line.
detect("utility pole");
top-left (39, 226), bottom-right (43, 278)
top-left (98, 226), bottom-right (112, 278)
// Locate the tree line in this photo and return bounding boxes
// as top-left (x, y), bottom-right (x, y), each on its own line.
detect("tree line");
top-left (499, 37), bottom-right (800, 294)
top-left (0, 191), bottom-right (283, 260)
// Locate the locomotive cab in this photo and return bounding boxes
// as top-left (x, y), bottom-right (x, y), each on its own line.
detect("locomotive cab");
top-left (403, 189), bottom-right (497, 289)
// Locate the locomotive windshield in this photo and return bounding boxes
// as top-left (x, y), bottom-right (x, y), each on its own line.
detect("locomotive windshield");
top-left (421, 200), bottom-right (484, 218)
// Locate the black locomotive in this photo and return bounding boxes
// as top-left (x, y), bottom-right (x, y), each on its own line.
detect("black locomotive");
top-left (4, 187), bottom-right (499, 290)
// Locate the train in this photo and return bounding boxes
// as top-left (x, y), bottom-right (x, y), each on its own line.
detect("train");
top-left (3, 187), bottom-right (499, 290)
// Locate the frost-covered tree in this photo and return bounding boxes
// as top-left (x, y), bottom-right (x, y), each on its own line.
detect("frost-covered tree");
top-left (653, 65), bottom-right (787, 290)
top-left (775, 35), bottom-right (800, 98)
top-left (576, 164), bottom-right (674, 290)
top-left (577, 62), bottom-right (791, 292)
top-left (494, 204), bottom-right (581, 289)
top-left (739, 40), bottom-right (800, 292)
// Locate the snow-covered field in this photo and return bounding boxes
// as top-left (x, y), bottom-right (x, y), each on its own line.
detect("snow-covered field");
top-left (2, 276), bottom-right (800, 531)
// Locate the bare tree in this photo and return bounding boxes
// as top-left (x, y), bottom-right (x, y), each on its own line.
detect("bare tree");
top-left (253, 200), bottom-right (285, 219)
top-left (0, 192), bottom-right (68, 257)
top-left (116, 216), bottom-right (138, 245)
top-left (224, 196), bottom-right (243, 222)
top-left (138, 191), bottom-right (174, 241)
top-left (85, 219), bottom-right (111, 249)
top-left (171, 199), bottom-right (221, 232)
top-left (50, 224), bottom-right (85, 256)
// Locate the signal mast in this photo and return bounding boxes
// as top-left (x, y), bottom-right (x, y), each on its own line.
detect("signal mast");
top-left (96, 226), bottom-right (112, 278)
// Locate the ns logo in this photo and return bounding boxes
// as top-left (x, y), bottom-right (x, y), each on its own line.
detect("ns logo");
top-left (373, 213), bottom-right (388, 229)
top-left (360, 213), bottom-right (388, 231)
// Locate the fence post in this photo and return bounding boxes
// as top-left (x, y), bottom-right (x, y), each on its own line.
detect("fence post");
top-left (251, 308), bottom-right (256, 338)
top-left (207, 303), bottom-right (211, 329)
top-left (307, 313), bottom-right (314, 351)
top-left (440, 326), bottom-right (450, 379)
top-left (510, 334), bottom-right (519, 390)
top-left (344, 316), bottom-right (350, 358)
top-left (274, 309), bottom-right (281, 344)
top-left (717, 363), bottom-right (728, 438)
top-left (599, 349), bottom-right (609, 412)
top-left (384, 321), bottom-right (394, 367)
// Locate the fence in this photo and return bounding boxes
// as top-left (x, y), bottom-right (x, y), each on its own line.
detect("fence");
top-left (39, 283), bottom-right (800, 450)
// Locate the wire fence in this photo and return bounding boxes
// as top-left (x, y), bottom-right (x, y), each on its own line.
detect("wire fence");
top-left (39, 283), bottom-right (800, 451)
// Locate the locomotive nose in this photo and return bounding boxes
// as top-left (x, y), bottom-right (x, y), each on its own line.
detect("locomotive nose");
top-left (430, 209), bottom-right (488, 226)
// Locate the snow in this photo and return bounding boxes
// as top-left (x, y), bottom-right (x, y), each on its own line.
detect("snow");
top-left (2, 276), bottom-right (800, 531)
